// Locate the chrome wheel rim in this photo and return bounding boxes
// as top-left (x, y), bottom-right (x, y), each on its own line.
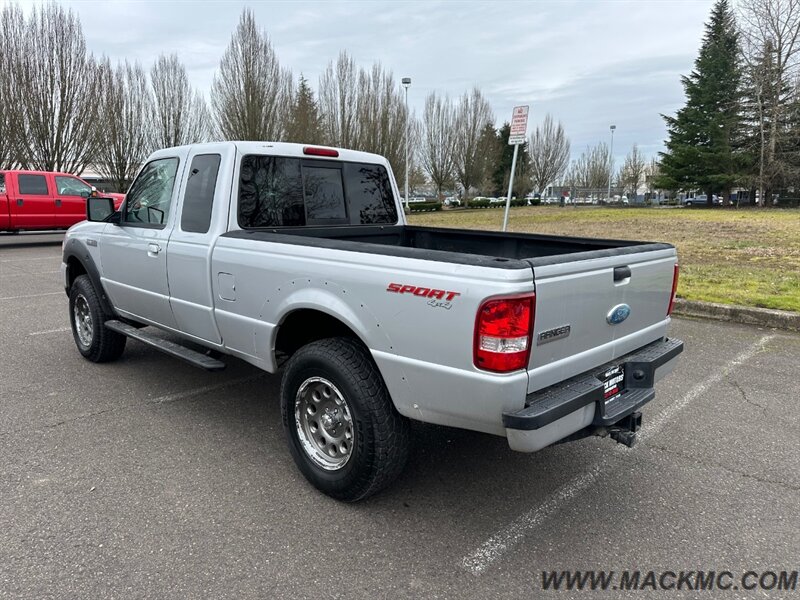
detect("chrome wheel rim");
top-left (295, 377), bottom-right (354, 471)
top-left (73, 294), bottom-right (93, 347)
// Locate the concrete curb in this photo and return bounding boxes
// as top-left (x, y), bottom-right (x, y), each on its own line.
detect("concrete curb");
top-left (673, 298), bottom-right (800, 332)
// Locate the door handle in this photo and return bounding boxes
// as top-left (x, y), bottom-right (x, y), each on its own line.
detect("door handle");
top-left (55, 198), bottom-right (62, 207)
top-left (147, 243), bottom-right (161, 256)
top-left (613, 266), bottom-right (632, 282)
top-left (16, 198), bottom-right (23, 206)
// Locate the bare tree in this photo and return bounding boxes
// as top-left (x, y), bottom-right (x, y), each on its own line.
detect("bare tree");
top-left (567, 143), bottom-right (613, 191)
top-left (453, 88), bottom-right (494, 203)
top-left (587, 142), bottom-right (613, 189)
top-left (644, 158), bottom-right (663, 199)
top-left (420, 92), bottom-right (456, 197)
top-left (620, 144), bottom-right (647, 198)
top-left (95, 60), bottom-right (154, 192)
top-left (13, 3), bottom-right (100, 173)
top-left (528, 114), bottom-right (570, 194)
top-left (0, 4), bottom-right (25, 168)
top-left (319, 51), bottom-right (360, 148)
top-left (151, 54), bottom-right (210, 148)
top-left (319, 53), bottom-right (411, 182)
top-left (355, 63), bottom-right (408, 180)
top-left (211, 9), bottom-right (293, 141)
top-left (739, 0), bottom-right (800, 204)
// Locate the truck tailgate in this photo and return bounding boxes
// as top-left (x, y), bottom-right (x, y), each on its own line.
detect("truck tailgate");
top-left (526, 247), bottom-right (677, 394)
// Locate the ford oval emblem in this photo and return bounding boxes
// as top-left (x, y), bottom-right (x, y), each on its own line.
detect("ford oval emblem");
top-left (607, 304), bottom-right (631, 325)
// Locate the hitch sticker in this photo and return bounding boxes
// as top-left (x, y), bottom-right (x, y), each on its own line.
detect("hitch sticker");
top-left (601, 365), bottom-right (625, 403)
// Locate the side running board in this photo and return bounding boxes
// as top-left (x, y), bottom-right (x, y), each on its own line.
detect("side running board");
top-left (104, 320), bottom-right (226, 371)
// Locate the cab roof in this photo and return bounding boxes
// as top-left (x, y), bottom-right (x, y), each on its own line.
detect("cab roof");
top-left (150, 141), bottom-right (390, 167)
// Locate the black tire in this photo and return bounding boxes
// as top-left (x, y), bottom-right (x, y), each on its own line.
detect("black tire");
top-left (280, 337), bottom-right (410, 502)
top-left (69, 274), bottom-right (126, 362)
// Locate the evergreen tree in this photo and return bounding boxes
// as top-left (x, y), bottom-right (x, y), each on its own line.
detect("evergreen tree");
top-left (491, 122), bottom-right (530, 197)
top-left (475, 122), bottom-right (501, 194)
top-left (656, 0), bottom-right (741, 203)
top-left (285, 74), bottom-right (323, 144)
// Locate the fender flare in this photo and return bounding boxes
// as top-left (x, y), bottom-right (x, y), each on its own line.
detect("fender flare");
top-left (265, 281), bottom-right (394, 357)
top-left (62, 237), bottom-right (118, 318)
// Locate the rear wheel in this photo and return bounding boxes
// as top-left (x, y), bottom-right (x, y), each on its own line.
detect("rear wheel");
top-left (69, 275), bottom-right (126, 362)
top-left (280, 337), bottom-right (410, 502)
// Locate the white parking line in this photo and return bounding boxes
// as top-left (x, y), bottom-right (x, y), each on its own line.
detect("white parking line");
top-left (149, 374), bottom-right (265, 404)
top-left (461, 333), bottom-right (776, 576)
top-left (462, 461), bottom-right (608, 575)
top-left (28, 327), bottom-right (71, 336)
top-left (0, 256), bottom-right (60, 263)
top-left (639, 334), bottom-right (775, 442)
top-left (0, 291), bottom-right (62, 301)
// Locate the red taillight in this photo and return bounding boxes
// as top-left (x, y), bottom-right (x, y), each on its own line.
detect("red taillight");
top-left (667, 264), bottom-right (679, 316)
top-left (474, 293), bottom-right (535, 373)
top-left (303, 146), bottom-right (339, 157)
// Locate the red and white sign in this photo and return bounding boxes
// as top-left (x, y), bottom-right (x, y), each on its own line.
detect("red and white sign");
top-left (508, 105), bottom-right (529, 145)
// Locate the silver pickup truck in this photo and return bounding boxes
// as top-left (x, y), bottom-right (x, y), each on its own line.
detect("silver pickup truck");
top-left (62, 142), bottom-right (683, 501)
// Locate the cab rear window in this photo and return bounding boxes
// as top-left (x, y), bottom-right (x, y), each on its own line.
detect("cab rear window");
top-left (238, 155), bottom-right (398, 228)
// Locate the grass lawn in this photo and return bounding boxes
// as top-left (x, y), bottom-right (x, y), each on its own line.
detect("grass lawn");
top-left (408, 206), bottom-right (800, 312)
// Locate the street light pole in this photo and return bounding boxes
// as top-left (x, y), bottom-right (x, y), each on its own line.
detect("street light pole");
top-left (402, 77), bottom-right (411, 211)
top-left (607, 124), bottom-right (616, 202)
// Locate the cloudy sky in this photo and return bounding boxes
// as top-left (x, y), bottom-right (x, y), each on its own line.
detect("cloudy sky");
top-left (20, 0), bottom-right (714, 162)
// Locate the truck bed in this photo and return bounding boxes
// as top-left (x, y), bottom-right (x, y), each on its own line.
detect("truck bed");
top-left (223, 225), bottom-right (673, 268)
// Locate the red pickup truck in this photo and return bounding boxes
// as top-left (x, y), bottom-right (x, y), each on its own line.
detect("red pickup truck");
top-left (0, 170), bottom-right (124, 232)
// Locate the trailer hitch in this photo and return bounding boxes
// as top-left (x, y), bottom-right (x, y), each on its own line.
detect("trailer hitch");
top-left (607, 411), bottom-right (642, 448)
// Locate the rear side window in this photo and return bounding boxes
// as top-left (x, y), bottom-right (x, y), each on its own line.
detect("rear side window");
top-left (239, 155), bottom-right (305, 227)
top-left (238, 155), bottom-right (398, 228)
top-left (342, 163), bottom-right (398, 224)
top-left (18, 174), bottom-right (49, 195)
top-left (181, 154), bottom-right (221, 234)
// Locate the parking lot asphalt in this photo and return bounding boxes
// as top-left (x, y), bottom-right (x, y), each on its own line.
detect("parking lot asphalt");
top-left (1, 232), bottom-right (799, 599)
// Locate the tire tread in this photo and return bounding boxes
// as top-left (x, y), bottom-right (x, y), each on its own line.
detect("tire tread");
top-left (70, 275), bottom-right (126, 363)
top-left (281, 337), bottom-right (410, 501)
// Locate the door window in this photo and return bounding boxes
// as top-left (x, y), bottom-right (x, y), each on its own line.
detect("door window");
top-left (18, 174), bottom-right (49, 195)
top-left (55, 176), bottom-right (91, 197)
top-left (181, 154), bottom-right (221, 234)
top-left (123, 158), bottom-right (179, 227)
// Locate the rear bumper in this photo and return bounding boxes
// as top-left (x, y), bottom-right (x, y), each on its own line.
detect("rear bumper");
top-left (504, 337), bottom-right (683, 451)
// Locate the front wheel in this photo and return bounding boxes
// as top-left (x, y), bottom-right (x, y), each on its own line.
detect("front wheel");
top-left (280, 337), bottom-right (410, 502)
top-left (69, 275), bottom-right (126, 362)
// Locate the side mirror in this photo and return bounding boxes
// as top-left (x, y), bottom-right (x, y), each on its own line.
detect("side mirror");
top-left (87, 196), bottom-right (116, 222)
